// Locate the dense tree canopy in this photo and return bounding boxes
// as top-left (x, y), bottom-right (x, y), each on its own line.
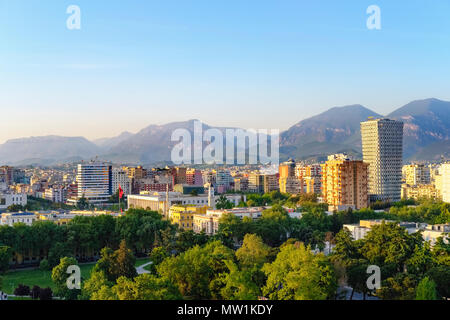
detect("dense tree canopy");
top-left (263, 242), bottom-right (337, 300)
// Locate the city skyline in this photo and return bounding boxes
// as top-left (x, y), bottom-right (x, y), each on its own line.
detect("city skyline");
top-left (1, 1), bottom-right (450, 143)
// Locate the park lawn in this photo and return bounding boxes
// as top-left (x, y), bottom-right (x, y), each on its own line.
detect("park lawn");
top-left (1, 263), bottom-right (95, 295)
top-left (2, 259), bottom-right (150, 294)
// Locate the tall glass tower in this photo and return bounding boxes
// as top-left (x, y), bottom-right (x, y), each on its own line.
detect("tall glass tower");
top-left (361, 118), bottom-right (404, 203)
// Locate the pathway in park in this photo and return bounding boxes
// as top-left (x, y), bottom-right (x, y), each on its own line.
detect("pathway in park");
top-left (136, 261), bottom-right (153, 275)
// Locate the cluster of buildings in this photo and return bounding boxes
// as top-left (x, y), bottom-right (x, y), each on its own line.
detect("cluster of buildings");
top-left (401, 163), bottom-right (450, 202)
top-left (0, 118), bottom-right (449, 244)
top-left (168, 204), bottom-right (297, 236)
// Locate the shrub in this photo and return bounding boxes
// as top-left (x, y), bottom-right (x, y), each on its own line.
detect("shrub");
top-left (39, 259), bottom-right (50, 271)
top-left (39, 287), bottom-right (53, 300)
top-left (31, 285), bottom-right (41, 299)
top-left (14, 284), bottom-right (30, 296)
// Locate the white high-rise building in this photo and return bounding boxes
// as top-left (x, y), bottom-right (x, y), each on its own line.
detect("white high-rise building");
top-left (73, 161), bottom-right (112, 204)
top-left (112, 168), bottom-right (132, 196)
top-left (361, 118), bottom-right (404, 202)
top-left (442, 163), bottom-right (450, 203)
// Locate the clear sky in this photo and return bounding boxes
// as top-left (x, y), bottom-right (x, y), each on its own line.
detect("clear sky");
top-left (1, 0), bottom-right (450, 143)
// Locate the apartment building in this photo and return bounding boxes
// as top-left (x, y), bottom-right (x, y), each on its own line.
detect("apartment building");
top-left (402, 164), bottom-right (431, 185)
top-left (321, 154), bottom-right (369, 211)
top-left (112, 168), bottom-right (132, 196)
top-left (44, 186), bottom-right (67, 203)
top-left (401, 184), bottom-right (441, 201)
top-left (442, 163), bottom-right (450, 203)
top-left (169, 205), bottom-right (208, 230)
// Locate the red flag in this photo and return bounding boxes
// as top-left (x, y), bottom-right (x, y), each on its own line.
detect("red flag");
top-left (118, 185), bottom-right (124, 199)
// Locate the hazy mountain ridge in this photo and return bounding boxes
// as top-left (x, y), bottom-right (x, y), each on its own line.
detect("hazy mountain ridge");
top-left (93, 131), bottom-right (134, 149)
top-left (0, 99), bottom-right (449, 165)
top-left (0, 136), bottom-right (101, 165)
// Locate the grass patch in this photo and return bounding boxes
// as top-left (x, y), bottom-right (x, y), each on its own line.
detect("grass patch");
top-left (1, 263), bottom-right (95, 295)
top-left (134, 258), bottom-right (151, 268)
top-left (2, 258), bottom-right (148, 295)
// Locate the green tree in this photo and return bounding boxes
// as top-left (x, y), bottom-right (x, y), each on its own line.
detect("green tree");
top-left (262, 242), bottom-right (337, 300)
top-left (148, 247), bottom-right (168, 273)
top-left (376, 273), bottom-right (416, 300)
top-left (39, 259), bottom-right (50, 271)
top-left (432, 237), bottom-right (450, 266)
top-left (157, 241), bottom-right (234, 299)
top-left (236, 234), bottom-right (270, 269)
top-left (92, 247), bottom-right (116, 282)
top-left (174, 230), bottom-right (209, 253)
top-left (216, 195), bottom-right (234, 210)
top-left (76, 195), bottom-right (89, 210)
top-left (331, 228), bottom-right (360, 266)
top-left (220, 260), bottom-right (260, 300)
top-left (0, 246), bottom-right (12, 274)
top-left (91, 285), bottom-right (118, 300)
top-left (112, 274), bottom-right (182, 300)
top-left (426, 265), bottom-right (450, 299)
top-left (114, 240), bottom-right (137, 280)
top-left (361, 222), bottom-right (420, 272)
top-left (415, 276), bottom-right (439, 300)
top-left (6, 204), bottom-right (24, 212)
top-left (406, 242), bottom-right (434, 277)
top-left (93, 241), bottom-right (137, 282)
top-left (261, 204), bottom-right (289, 222)
top-left (346, 262), bottom-right (371, 300)
top-left (80, 270), bottom-right (114, 300)
top-left (52, 256), bottom-right (80, 300)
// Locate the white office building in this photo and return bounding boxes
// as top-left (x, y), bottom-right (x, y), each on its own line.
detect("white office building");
top-left (71, 161), bottom-right (112, 204)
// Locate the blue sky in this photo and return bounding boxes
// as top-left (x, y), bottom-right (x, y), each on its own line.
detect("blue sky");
top-left (1, 0), bottom-right (450, 143)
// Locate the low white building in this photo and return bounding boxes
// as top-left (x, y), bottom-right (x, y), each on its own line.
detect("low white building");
top-left (422, 224), bottom-right (450, 245)
top-left (0, 212), bottom-right (37, 226)
top-left (0, 192), bottom-right (27, 210)
top-left (127, 191), bottom-right (245, 218)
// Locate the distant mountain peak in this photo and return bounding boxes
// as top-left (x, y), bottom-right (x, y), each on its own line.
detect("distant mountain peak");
top-left (0, 99), bottom-right (448, 165)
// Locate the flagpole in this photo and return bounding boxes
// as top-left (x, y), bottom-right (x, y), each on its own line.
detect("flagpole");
top-left (118, 184), bottom-right (121, 213)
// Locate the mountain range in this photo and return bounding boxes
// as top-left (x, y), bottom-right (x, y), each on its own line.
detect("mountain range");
top-left (0, 98), bottom-right (448, 166)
